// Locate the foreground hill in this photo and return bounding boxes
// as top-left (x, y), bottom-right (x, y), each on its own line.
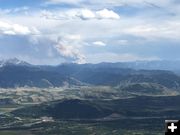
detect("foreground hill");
top-left (12, 96), bottom-right (180, 120)
top-left (12, 99), bottom-right (112, 119)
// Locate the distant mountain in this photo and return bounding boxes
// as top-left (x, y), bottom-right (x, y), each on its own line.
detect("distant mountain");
top-left (50, 64), bottom-right (180, 89)
top-left (2, 59), bottom-right (180, 71)
top-left (1, 59), bottom-right (180, 88)
top-left (93, 61), bottom-right (180, 71)
top-left (0, 64), bottom-right (82, 88)
top-left (0, 58), bottom-right (31, 67)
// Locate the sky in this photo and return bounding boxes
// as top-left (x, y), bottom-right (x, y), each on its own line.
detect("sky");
top-left (0, 0), bottom-right (180, 65)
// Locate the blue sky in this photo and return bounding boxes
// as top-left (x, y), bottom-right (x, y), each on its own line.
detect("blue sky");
top-left (0, 0), bottom-right (180, 65)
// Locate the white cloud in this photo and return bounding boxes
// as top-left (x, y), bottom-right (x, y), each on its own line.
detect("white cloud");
top-left (96, 9), bottom-right (120, 19)
top-left (41, 8), bottom-right (120, 20)
top-left (93, 41), bottom-right (106, 46)
top-left (77, 9), bottom-right (96, 20)
top-left (0, 20), bottom-right (39, 35)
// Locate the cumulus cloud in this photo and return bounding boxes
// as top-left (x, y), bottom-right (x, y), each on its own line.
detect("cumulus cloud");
top-left (41, 8), bottom-right (120, 20)
top-left (0, 20), bottom-right (39, 35)
top-left (76, 9), bottom-right (96, 20)
top-left (96, 9), bottom-right (120, 19)
top-left (93, 41), bottom-right (106, 46)
top-left (53, 36), bottom-right (86, 64)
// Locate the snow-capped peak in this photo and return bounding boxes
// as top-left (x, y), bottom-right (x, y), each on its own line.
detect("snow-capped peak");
top-left (0, 58), bottom-right (30, 67)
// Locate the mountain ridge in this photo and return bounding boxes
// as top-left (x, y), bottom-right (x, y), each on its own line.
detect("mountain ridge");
top-left (0, 58), bottom-right (180, 89)
top-left (1, 58), bottom-right (180, 71)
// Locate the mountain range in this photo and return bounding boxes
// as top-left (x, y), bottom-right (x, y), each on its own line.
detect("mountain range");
top-left (0, 58), bottom-right (180, 89)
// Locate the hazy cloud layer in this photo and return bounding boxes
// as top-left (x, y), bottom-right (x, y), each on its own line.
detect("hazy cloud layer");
top-left (0, 0), bottom-right (179, 64)
top-left (41, 8), bottom-right (120, 20)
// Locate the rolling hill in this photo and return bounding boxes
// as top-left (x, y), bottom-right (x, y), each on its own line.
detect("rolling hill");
top-left (12, 96), bottom-right (180, 120)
